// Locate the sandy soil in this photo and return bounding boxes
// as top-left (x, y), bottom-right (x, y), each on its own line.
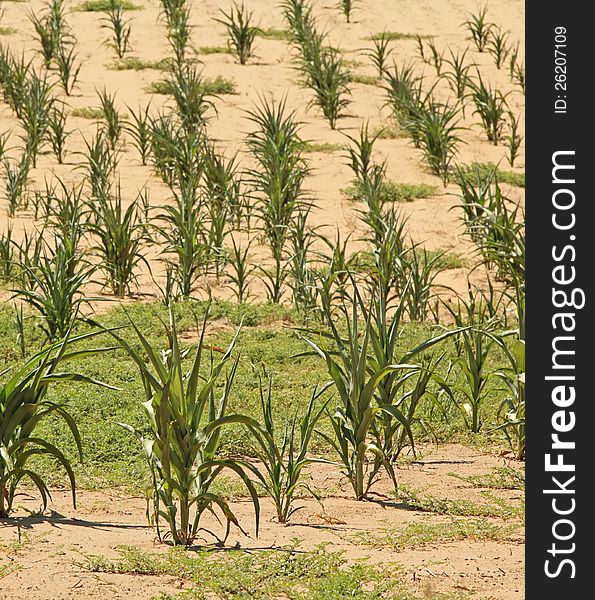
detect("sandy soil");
top-left (0, 444), bottom-right (524, 600)
top-left (0, 0), bottom-right (524, 305)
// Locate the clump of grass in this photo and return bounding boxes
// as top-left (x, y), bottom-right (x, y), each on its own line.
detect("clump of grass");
top-left (457, 162), bottom-right (524, 187)
top-left (107, 56), bottom-right (172, 70)
top-left (344, 180), bottom-right (437, 203)
top-left (373, 123), bottom-right (407, 139)
top-left (215, 2), bottom-right (258, 65)
top-left (76, 0), bottom-right (141, 11)
top-left (300, 141), bottom-right (342, 153)
top-left (70, 106), bottom-right (104, 119)
top-left (451, 466), bottom-right (525, 490)
top-left (147, 75), bottom-right (237, 96)
top-left (354, 518), bottom-right (518, 549)
top-left (256, 27), bottom-right (291, 40)
top-left (194, 45), bottom-right (231, 55)
top-left (348, 72), bottom-right (380, 86)
top-left (366, 31), bottom-right (424, 41)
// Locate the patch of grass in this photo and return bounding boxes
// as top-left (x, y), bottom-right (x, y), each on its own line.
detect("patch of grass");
top-left (256, 27), bottom-right (291, 40)
top-left (343, 180), bottom-right (438, 203)
top-left (300, 141), bottom-right (343, 153)
top-left (398, 485), bottom-right (524, 520)
top-left (373, 123), bottom-right (408, 139)
top-left (83, 544), bottom-right (413, 599)
top-left (354, 518), bottom-right (518, 549)
top-left (426, 249), bottom-right (466, 270)
top-left (0, 27), bottom-right (17, 36)
top-left (70, 107), bottom-right (104, 119)
top-left (457, 162), bottom-right (525, 188)
top-left (366, 31), bottom-right (429, 42)
top-left (147, 76), bottom-right (237, 96)
top-left (348, 73), bottom-right (381, 86)
top-left (450, 466), bottom-right (525, 490)
top-left (76, 0), bottom-right (142, 11)
top-left (107, 57), bottom-right (173, 71)
top-left (194, 46), bottom-right (231, 55)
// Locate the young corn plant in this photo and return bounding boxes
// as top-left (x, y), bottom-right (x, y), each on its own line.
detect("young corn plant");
top-left (444, 47), bottom-right (473, 100)
top-left (337, 0), bottom-right (358, 23)
top-left (80, 131), bottom-right (119, 200)
top-left (224, 237), bottom-right (256, 304)
top-left (383, 62), bottom-right (424, 139)
top-left (249, 378), bottom-right (331, 523)
top-left (156, 187), bottom-right (207, 299)
top-left (215, 2), bottom-right (258, 65)
top-left (0, 331), bottom-right (115, 518)
top-left (439, 288), bottom-right (498, 433)
top-left (18, 72), bottom-right (54, 167)
top-left (304, 281), bottom-right (452, 499)
top-left (487, 27), bottom-right (509, 70)
top-left (55, 41), bottom-right (82, 96)
top-left (468, 74), bottom-right (509, 145)
top-left (125, 102), bottom-right (152, 165)
top-left (411, 98), bottom-right (464, 185)
top-left (3, 152), bottom-right (31, 217)
top-left (464, 5), bottom-right (493, 52)
top-left (425, 38), bottom-right (444, 76)
top-left (102, 308), bottom-right (261, 546)
top-left (0, 49), bottom-right (32, 116)
top-left (85, 184), bottom-right (149, 297)
top-left (101, 0), bottom-right (133, 58)
top-left (46, 102), bottom-right (71, 164)
top-left (11, 241), bottom-right (95, 341)
top-left (512, 61), bottom-right (525, 94)
top-left (0, 222), bottom-right (15, 282)
top-left (363, 30), bottom-right (394, 77)
top-left (9, 229), bottom-right (45, 293)
top-left (29, 0), bottom-right (71, 68)
top-left (287, 209), bottom-right (318, 314)
top-left (97, 87), bottom-right (124, 150)
top-left (163, 1), bottom-right (192, 68)
top-left (246, 96), bottom-right (309, 302)
top-left (506, 110), bottom-right (523, 167)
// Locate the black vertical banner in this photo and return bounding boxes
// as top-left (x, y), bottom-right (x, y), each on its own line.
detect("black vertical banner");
top-left (527, 2), bottom-right (592, 597)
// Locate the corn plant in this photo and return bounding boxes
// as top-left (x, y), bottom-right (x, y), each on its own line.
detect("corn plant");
top-left (85, 184), bottom-right (149, 297)
top-left (9, 229), bottom-right (45, 293)
top-left (249, 378), bottom-right (331, 523)
top-left (512, 61), bottom-right (525, 94)
top-left (156, 187), bottom-right (207, 299)
top-left (304, 281), bottom-right (452, 499)
top-left (337, 0), bottom-right (358, 23)
top-left (103, 308), bottom-right (261, 545)
top-left (162, 0), bottom-right (192, 68)
top-left (316, 229), bottom-right (358, 305)
top-left (287, 209), bottom-right (318, 314)
top-left (80, 131), bottom-right (119, 200)
top-left (464, 5), bottom-right (493, 52)
top-left (0, 49), bottom-right (32, 116)
top-left (246, 96), bottom-right (309, 302)
top-left (364, 31), bottom-right (393, 77)
top-left (167, 64), bottom-right (216, 135)
top-left (506, 110), bottom-right (523, 167)
top-left (425, 38), bottom-right (444, 76)
top-left (97, 88), bottom-right (124, 150)
top-left (410, 98), bottom-right (463, 185)
top-left (0, 330), bottom-right (115, 518)
top-left (301, 45), bottom-right (351, 129)
top-left (44, 180), bottom-right (87, 267)
top-left (439, 288), bottom-right (498, 432)
top-left (444, 47), bottom-right (473, 100)
top-left (46, 102), bottom-right (71, 164)
top-left (125, 102), bottom-right (151, 165)
top-left (399, 243), bottom-right (444, 322)
top-left (11, 241), bottom-right (95, 341)
top-left (383, 62), bottom-right (424, 137)
top-left (487, 27), bottom-right (509, 69)
top-left (101, 0), bottom-right (133, 58)
top-left (0, 223), bottom-right (15, 282)
top-left (29, 0), bottom-right (70, 67)
top-left (55, 41), bottom-right (82, 96)
top-left (215, 2), bottom-right (258, 65)
top-left (3, 153), bottom-right (31, 217)
top-left (18, 72), bottom-right (54, 167)
top-left (225, 237), bottom-right (256, 304)
top-left (468, 73), bottom-right (509, 145)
